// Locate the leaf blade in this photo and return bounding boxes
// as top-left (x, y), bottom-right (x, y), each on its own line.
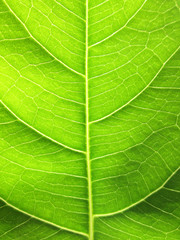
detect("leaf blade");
top-left (0, 0), bottom-right (180, 239)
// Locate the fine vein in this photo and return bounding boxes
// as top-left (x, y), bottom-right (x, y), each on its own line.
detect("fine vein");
top-left (85, 0), bottom-right (94, 239)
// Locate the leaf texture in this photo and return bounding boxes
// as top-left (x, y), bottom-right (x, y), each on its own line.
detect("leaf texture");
top-left (0, 0), bottom-right (180, 239)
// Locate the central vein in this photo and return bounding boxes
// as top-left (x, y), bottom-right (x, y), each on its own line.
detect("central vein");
top-left (85, 0), bottom-right (93, 239)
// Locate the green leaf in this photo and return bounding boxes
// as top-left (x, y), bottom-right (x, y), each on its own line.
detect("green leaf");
top-left (0, 0), bottom-right (179, 239)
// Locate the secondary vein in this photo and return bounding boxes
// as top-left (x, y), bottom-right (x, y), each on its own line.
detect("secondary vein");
top-left (3, 0), bottom-right (85, 78)
top-left (0, 100), bottom-right (85, 154)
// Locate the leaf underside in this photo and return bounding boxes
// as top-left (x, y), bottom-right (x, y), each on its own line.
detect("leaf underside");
top-left (0, 0), bottom-right (180, 239)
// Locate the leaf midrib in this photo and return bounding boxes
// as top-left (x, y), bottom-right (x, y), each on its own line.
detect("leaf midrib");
top-left (85, 1), bottom-right (94, 240)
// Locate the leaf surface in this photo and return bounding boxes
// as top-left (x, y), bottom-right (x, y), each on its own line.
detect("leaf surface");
top-left (0, 0), bottom-right (180, 239)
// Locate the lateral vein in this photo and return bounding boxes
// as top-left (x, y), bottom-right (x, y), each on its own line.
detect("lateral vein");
top-left (3, 0), bottom-right (85, 78)
top-left (0, 197), bottom-right (88, 237)
top-left (94, 167), bottom-right (180, 217)
top-left (0, 100), bottom-right (85, 154)
top-left (90, 46), bottom-right (180, 124)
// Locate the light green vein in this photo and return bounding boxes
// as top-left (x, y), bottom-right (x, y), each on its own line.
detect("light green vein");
top-left (94, 167), bottom-right (180, 217)
top-left (90, 47), bottom-right (180, 124)
top-left (3, 0), bottom-right (85, 78)
top-left (85, 1), bottom-right (94, 240)
top-left (0, 100), bottom-right (85, 154)
top-left (89, 0), bottom-right (147, 48)
top-left (0, 197), bottom-right (88, 238)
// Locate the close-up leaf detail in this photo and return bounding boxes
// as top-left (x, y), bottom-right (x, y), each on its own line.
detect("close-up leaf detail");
top-left (0, 0), bottom-right (180, 239)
